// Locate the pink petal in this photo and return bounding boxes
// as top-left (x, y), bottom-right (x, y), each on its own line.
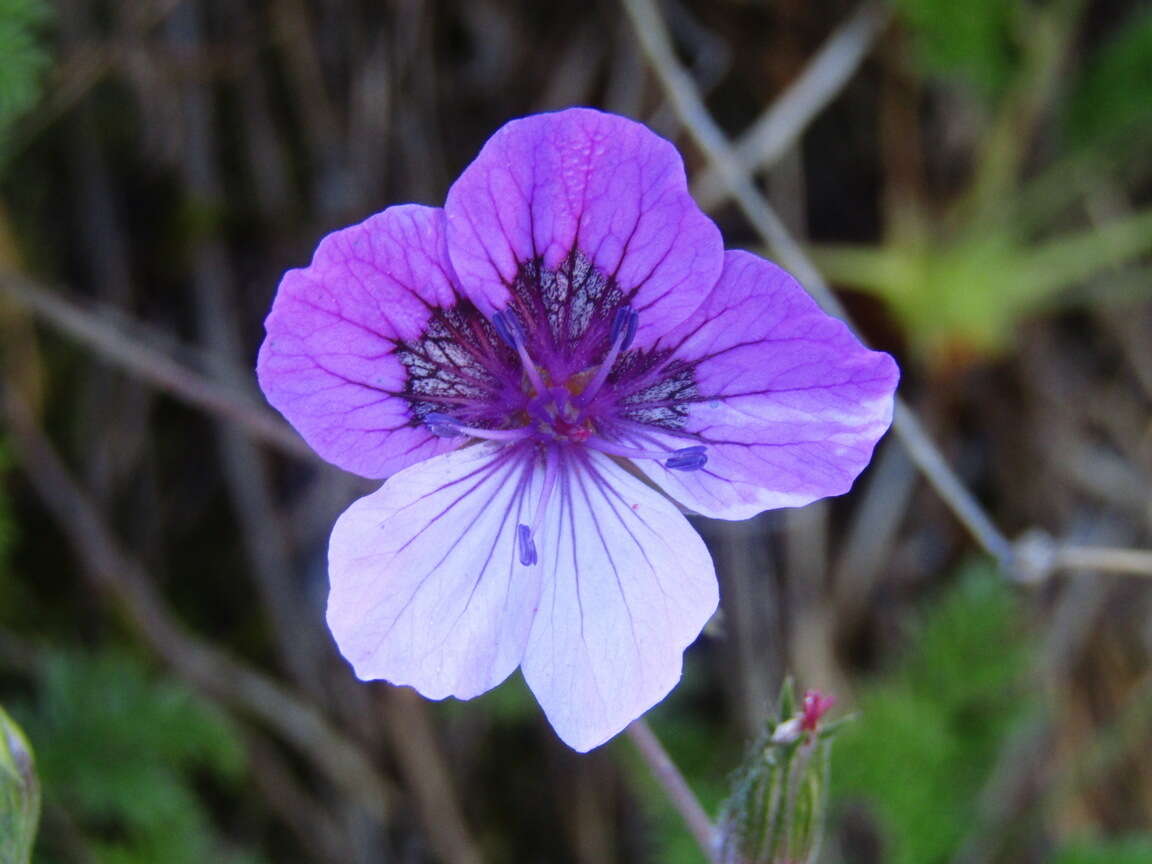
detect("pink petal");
top-left (443, 108), bottom-right (724, 347)
top-left (633, 251), bottom-right (898, 519)
top-left (521, 451), bottom-right (718, 752)
top-left (257, 205), bottom-right (462, 478)
top-left (327, 444), bottom-right (542, 699)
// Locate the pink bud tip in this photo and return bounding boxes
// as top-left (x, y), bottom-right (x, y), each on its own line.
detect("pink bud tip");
top-left (801, 690), bottom-right (835, 733)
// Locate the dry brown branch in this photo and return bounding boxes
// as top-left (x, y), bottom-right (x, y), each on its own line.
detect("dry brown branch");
top-left (166, 0), bottom-right (329, 703)
top-left (0, 271), bottom-right (316, 462)
top-left (3, 389), bottom-right (395, 817)
top-left (382, 688), bottom-right (485, 864)
top-left (692, 3), bottom-right (889, 210)
top-left (621, 0), bottom-right (1016, 568)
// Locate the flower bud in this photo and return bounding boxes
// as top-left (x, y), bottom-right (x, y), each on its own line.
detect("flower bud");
top-left (719, 680), bottom-right (842, 864)
top-left (0, 706), bottom-right (40, 864)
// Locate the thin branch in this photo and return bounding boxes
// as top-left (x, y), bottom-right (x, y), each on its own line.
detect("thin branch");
top-left (1054, 545), bottom-right (1152, 577)
top-left (692, 2), bottom-right (889, 209)
top-left (621, 0), bottom-right (1016, 568)
top-left (627, 719), bottom-right (720, 864)
top-left (1014, 531), bottom-right (1152, 582)
top-left (0, 270), bottom-right (316, 463)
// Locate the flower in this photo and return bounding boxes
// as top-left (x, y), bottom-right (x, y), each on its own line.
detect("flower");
top-left (257, 108), bottom-right (898, 752)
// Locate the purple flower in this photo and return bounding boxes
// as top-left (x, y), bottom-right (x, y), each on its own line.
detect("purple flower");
top-left (257, 108), bottom-right (898, 752)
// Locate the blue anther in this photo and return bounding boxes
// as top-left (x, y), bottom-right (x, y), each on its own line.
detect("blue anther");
top-left (492, 310), bottom-right (526, 349)
top-left (610, 306), bottom-right (639, 350)
top-left (517, 524), bottom-right (537, 566)
top-left (665, 445), bottom-right (708, 471)
top-left (424, 412), bottom-right (464, 438)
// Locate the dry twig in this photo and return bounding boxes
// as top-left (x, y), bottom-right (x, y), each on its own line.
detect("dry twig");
top-left (622, 0), bottom-right (1016, 568)
top-left (3, 389), bottom-right (395, 817)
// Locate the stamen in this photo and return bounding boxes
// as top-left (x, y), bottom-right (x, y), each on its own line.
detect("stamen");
top-left (579, 306), bottom-right (637, 407)
top-left (517, 524), bottom-right (537, 566)
top-left (664, 445), bottom-right (708, 471)
top-left (584, 436), bottom-right (708, 471)
top-left (423, 413), bottom-right (532, 442)
top-left (515, 448), bottom-right (560, 567)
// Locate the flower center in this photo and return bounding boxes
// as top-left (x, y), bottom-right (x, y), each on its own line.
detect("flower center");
top-left (527, 387), bottom-right (592, 443)
top-left (411, 279), bottom-right (709, 569)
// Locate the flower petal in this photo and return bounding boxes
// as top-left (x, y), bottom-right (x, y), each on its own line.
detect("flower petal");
top-left (443, 108), bottom-right (724, 346)
top-left (520, 451), bottom-right (717, 752)
top-left (629, 251), bottom-right (898, 519)
top-left (257, 205), bottom-right (462, 478)
top-left (327, 444), bottom-right (542, 699)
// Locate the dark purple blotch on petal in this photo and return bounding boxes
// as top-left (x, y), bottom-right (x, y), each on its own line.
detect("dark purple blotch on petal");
top-left (391, 252), bottom-right (706, 449)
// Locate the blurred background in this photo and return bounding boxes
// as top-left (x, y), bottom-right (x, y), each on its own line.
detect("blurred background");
top-left (0, 0), bottom-right (1151, 861)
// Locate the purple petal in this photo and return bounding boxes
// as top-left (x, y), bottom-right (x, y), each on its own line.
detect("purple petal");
top-left (631, 251), bottom-right (898, 519)
top-left (443, 108), bottom-right (724, 347)
top-left (257, 205), bottom-right (463, 478)
top-left (520, 451), bottom-right (718, 752)
top-left (327, 444), bottom-right (542, 699)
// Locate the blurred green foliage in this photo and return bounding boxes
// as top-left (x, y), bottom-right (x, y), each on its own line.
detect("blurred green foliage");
top-left (1066, 5), bottom-right (1152, 148)
top-left (817, 0), bottom-right (1152, 364)
top-left (14, 650), bottom-right (262, 864)
top-left (829, 564), bottom-right (1152, 862)
top-left (815, 208), bottom-right (1152, 360)
top-left (1054, 834), bottom-right (1152, 863)
top-left (0, 705), bottom-right (39, 864)
top-left (830, 563), bottom-right (1032, 864)
top-left (0, 0), bottom-right (50, 165)
top-left (890, 0), bottom-right (1016, 99)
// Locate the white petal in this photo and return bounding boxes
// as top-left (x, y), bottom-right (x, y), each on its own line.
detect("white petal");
top-left (327, 444), bottom-right (542, 700)
top-left (521, 451), bottom-right (718, 751)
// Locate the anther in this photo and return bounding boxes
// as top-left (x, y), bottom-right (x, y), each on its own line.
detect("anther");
top-left (609, 306), bottom-right (639, 351)
top-left (517, 524), bottom-right (538, 566)
top-left (492, 309), bottom-right (526, 349)
top-left (665, 445), bottom-right (708, 471)
top-left (424, 412), bottom-right (464, 438)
